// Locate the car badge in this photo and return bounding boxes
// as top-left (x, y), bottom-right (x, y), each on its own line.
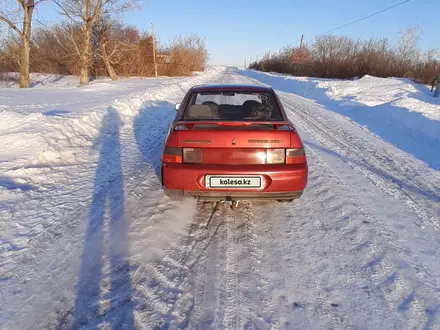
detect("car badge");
top-left (232, 139), bottom-right (236, 145)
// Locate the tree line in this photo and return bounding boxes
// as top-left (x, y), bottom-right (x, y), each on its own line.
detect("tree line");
top-left (249, 27), bottom-right (439, 85)
top-left (0, 0), bottom-right (209, 88)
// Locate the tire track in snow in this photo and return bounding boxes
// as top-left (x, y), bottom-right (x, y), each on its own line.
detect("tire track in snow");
top-left (280, 92), bottom-right (440, 231)
top-left (129, 200), bottom-right (244, 329)
top-left (223, 207), bottom-right (238, 330)
top-left (293, 157), bottom-right (360, 330)
top-left (129, 200), bottom-right (217, 329)
top-left (186, 202), bottom-right (227, 329)
top-left (280, 97), bottom-right (440, 328)
top-left (252, 147), bottom-right (410, 329)
top-left (232, 202), bottom-right (281, 330)
top-left (182, 199), bottom-right (279, 330)
top-left (185, 201), bottom-right (239, 329)
top-left (154, 197), bottom-right (278, 330)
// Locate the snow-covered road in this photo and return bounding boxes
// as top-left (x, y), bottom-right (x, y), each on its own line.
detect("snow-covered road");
top-left (1, 67), bottom-right (440, 329)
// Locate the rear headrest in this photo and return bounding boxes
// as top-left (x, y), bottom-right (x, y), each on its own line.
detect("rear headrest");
top-left (249, 103), bottom-right (273, 120)
top-left (242, 100), bottom-right (261, 107)
top-left (242, 100), bottom-right (261, 117)
top-left (202, 101), bottom-right (219, 113)
top-left (187, 104), bottom-right (216, 119)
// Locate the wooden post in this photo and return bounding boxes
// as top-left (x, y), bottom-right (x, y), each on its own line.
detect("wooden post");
top-left (151, 22), bottom-right (158, 77)
top-left (434, 73), bottom-right (440, 97)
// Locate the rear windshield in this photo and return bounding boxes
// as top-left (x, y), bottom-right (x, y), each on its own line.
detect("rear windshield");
top-left (182, 91), bottom-right (284, 121)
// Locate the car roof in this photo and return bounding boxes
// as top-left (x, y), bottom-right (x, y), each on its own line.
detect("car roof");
top-left (190, 83), bottom-right (273, 93)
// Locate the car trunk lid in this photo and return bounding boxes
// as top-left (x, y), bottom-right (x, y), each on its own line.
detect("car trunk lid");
top-left (174, 121), bottom-right (293, 149)
top-left (173, 121), bottom-right (297, 165)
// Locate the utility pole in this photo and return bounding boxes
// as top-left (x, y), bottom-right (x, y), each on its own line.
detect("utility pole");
top-left (151, 22), bottom-right (158, 77)
top-left (300, 34), bottom-right (304, 49)
top-left (244, 58), bottom-right (247, 68)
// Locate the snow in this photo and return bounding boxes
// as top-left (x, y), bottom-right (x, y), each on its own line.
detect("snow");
top-left (1, 67), bottom-right (440, 329)
top-left (310, 74), bottom-right (440, 121)
top-left (0, 72), bottom-right (190, 89)
top-left (241, 69), bottom-right (440, 171)
top-left (0, 72), bottom-right (80, 88)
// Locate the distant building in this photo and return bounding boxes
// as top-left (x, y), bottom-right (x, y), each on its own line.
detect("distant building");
top-left (156, 54), bottom-right (171, 64)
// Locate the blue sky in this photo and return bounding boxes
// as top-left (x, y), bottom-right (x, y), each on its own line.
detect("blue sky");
top-left (36, 0), bottom-right (439, 66)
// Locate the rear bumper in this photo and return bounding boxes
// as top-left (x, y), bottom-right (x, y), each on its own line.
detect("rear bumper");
top-left (163, 189), bottom-right (303, 201)
top-left (161, 163), bottom-right (308, 201)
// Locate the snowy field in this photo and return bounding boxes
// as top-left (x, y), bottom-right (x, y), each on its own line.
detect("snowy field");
top-left (0, 67), bottom-right (440, 329)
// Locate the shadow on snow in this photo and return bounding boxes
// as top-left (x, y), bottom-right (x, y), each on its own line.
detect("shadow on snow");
top-left (72, 107), bottom-right (134, 329)
top-left (133, 101), bottom-right (176, 179)
top-left (0, 176), bottom-right (36, 191)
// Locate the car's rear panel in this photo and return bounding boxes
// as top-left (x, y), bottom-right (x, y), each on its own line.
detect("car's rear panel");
top-left (162, 163), bottom-right (307, 200)
top-left (161, 121), bottom-right (308, 200)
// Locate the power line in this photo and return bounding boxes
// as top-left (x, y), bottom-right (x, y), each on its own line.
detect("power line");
top-left (325, 0), bottom-right (412, 34)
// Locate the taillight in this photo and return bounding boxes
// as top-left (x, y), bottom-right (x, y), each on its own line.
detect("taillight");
top-left (162, 147), bottom-right (182, 163)
top-left (183, 148), bottom-right (202, 163)
top-left (261, 148), bottom-right (306, 164)
top-left (266, 149), bottom-right (285, 164)
top-left (286, 148), bottom-right (306, 164)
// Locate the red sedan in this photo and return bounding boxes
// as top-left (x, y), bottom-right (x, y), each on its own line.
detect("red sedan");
top-left (160, 83), bottom-right (308, 203)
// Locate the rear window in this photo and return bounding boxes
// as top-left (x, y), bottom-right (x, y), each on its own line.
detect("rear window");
top-left (182, 91), bottom-right (284, 121)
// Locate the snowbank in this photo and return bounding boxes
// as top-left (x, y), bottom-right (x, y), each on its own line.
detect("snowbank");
top-left (240, 69), bottom-right (440, 170)
top-left (0, 71), bottom-right (207, 89)
top-left (0, 72), bottom-right (89, 88)
top-left (0, 65), bottom-right (224, 171)
top-left (242, 71), bottom-right (440, 121)
top-left (319, 75), bottom-right (440, 121)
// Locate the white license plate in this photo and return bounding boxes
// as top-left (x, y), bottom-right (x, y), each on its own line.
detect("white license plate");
top-left (206, 175), bottom-right (262, 188)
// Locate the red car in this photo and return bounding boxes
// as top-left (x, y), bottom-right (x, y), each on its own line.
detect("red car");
top-left (160, 83), bottom-right (308, 203)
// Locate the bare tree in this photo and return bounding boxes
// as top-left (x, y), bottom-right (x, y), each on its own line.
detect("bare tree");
top-left (0, 0), bottom-right (44, 87)
top-left (53, 0), bottom-right (140, 85)
top-left (94, 17), bottom-right (117, 80)
top-left (397, 26), bottom-right (423, 67)
top-left (53, 0), bottom-right (102, 85)
top-left (30, 23), bottom-right (82, 74)
top-left (167, 34), bottom-right (209, 75)
top-left (423, 48), bottom-right (440, 63)
top-left (93, 17), bottom-right (132, 80)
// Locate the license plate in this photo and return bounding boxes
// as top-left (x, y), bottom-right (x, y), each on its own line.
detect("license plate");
top-left (206, 175), bottom-right (262, 188)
